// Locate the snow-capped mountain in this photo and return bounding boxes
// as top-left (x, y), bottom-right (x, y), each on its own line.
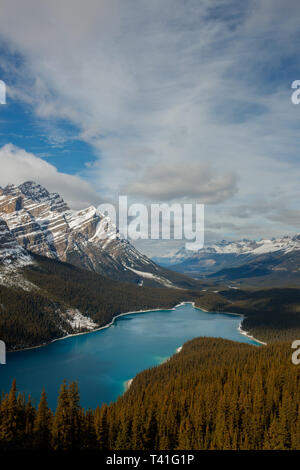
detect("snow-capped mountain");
top-left (0, 217), bottom-right (33, 267)
top-left (156, 235), bottom-right (300, 280)
top-left (0, 216), bottom-right (37, 291)
top-left (0, 205), bottom-right (197, 350)
top-left (157, 235), bottom-right (300, 263)
top-left (0, 181), bottom-right (194, 288)
top-left (200, 236), bottom-right (300, 256)
top-left (152, 247), bottom-right (190, 266)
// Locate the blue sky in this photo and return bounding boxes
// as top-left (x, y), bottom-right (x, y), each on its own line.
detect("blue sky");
top-left (0, 98), bottom-right (96, 175)
top-left (0, 0), bottom-right (300, 255)
top-left (0, 46), bottom-right (97, 175)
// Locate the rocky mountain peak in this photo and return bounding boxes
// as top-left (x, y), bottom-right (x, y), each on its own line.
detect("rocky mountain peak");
top-left (18, 181), bottom-right (69, 213)
top-left (0, 181), bottom-right (69, 214)
top-left (0, 217), bottom-right (32, 266)
top-left (19, 181), bottom-right (51, 201)
top-left (0, 185), bottom-right (24, 213)
top-left (0, 181), bottom-right (186, 288)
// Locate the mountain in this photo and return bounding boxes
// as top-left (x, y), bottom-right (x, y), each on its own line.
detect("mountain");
top-left (0, 217), bottom-right (37, 292)
top-left (0, 210), bottom-right (199, 350)
top-left (0, 217), bottom-right (32, 267)
top-left (202, 236), bottom-right (300, 255)
top-left (152, 246), bottom-right (190, 266)
top-left (0, 250), bottom-right (198, 350)
top-left (161, 235), bottom-right (300, 284)
top-left (206, 250), bottom-right (300, 286)
top-left (0, 181), bottom-right (198, 289)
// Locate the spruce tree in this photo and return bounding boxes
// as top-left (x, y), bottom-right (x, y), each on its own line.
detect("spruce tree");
top-left (51, 380), bottom-right (72, 450)
top-left (0, 380), bottom-right (20, 449)
top-left (34, 389), bottom-right (52, 450)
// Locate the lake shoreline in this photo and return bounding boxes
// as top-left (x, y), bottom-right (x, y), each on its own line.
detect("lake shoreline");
top-left (122, 303), bottom-right (266, 395)
top-left (8, 301), bottom-right (189, 353)
top-left (124, 338), bottom-right (185, 392)
top-left (8, 300), bottom-right (266, 354)
top-left (192, 302), bottom-right (267, 345)
top-left (4, 301), bottom-right (267, 409)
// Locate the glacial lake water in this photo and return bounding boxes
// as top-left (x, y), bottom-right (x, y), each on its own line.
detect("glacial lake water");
top-left (0, 303), bottom-right (259, 410)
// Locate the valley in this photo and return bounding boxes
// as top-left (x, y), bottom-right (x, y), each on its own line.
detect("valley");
top-left (1, 183), bottom-right (300, 352)
top-left (158, 235), bottom-right (300, 287)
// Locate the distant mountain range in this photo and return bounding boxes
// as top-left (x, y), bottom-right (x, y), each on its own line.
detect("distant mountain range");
top-left (1, 181), bottom-right (299, 349)
top-left (153, 236), bottom-right (300, 285)
top-left (0, 181), bottom-right (198, 289)
top-left (2, 181), bottom-right (299, 288)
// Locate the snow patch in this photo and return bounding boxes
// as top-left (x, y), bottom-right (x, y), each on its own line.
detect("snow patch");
top-left (63, 309), bottom-right (98, 330)
top-left (125, 266), bottom-right (176, 287)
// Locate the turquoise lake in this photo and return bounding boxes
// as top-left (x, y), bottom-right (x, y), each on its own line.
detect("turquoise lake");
top-left (0, 303), bottom-right (259, 410)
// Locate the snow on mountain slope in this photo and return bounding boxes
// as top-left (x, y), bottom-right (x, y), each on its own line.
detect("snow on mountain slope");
top-left (202, 236), bottom-right (300, 255)
top-left (159, 235), bottom-right (300, 265)
top-left (125, 266), bottom-right (178, 288)
top-left (0, 215), bottom-right (99, 338)
top-left (0, 217), bottom-right (33, 267)
top-left (0, 217), bottom-right (38, 290)
top-left (154, 235), bottom-right (300, 280)
top-left (0, 181), bottom-right (188, 287)
top-left (62, 309), bottom-right (98, 331)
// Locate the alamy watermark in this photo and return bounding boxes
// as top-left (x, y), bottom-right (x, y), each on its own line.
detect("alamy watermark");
top-left (0, 80), bottom-right (6, 104)
top-left (0, 340), bottom-right (6, 365)
top-left (97, 197), bottom-right (204, 251)
top-left (292, 340), bottom-right (300, 365)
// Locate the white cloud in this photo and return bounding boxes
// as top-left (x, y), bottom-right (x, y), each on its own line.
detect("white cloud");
top-left (0, 144), bottom-right (101, 209)
top-left (125, 160), bottom-right (237, 203)
top-left (0, 0), bottom-right (300, 250)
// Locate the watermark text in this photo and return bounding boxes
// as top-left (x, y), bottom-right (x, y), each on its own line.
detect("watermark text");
top-left (97, 197), bottom-right (204, 251)
top-left (0, 80), bottom-right (6, 104)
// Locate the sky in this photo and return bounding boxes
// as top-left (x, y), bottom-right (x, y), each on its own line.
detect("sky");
top-left (0, 0), bottom-right (300, 256)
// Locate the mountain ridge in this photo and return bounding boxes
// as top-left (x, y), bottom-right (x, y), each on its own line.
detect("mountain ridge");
top-left (155, 234), bottom-right (300, 263)
top-left (0, 252), bottom-right (198, 350)
top-left (0, 181), bottom-right (198, 289)
top-left (157, 234), bottom-right (300, 283)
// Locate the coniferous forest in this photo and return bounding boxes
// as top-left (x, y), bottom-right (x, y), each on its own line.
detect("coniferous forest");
top-left (2, 254), bottom-right (300, 351)
top-left (1, 338), bottom-right (299, 450)
top-left (0, 255), bottom-right (199, 350)
top-left (1, 0), bottom-right (300, 455)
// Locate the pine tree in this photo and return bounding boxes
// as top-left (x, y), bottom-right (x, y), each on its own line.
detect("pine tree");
top-left (68, 381), bottom-right (82, 449)
top-left (24, 395), bottom-right (36, 448)
top-left (94, 405), bottom-right (109, 449)
top-left (115, 413), bottom-right (132, 450)
top-left (177, 418), bottom-right (193, 450)
top-left (51, 380), bottom-right (72, 450)
top-left (33, 389), bottom-right (52, 450)
top-left (81, 409), bottom-right (97, 450)
top-left (0, 379), bottom-right (21, 449)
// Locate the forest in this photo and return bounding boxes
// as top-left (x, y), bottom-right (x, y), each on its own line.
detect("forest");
top-left (1, 255), bottom-right (300, 451)
top-left (0, 254), bottom-right (198, 350)
top-left (2, 253), bottom-right (300, 350)
top-left (195, 287), bottom-right (300, 343)
top-left (0, 337), bottom-right (299, 450)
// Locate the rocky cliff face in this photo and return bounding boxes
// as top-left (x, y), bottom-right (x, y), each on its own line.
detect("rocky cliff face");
top-left (0, 181), bottom-right (185, 287)
top-left (0, 217), bottom-right (32, 267)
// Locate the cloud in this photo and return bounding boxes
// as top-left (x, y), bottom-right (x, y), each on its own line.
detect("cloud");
top-left (125, 161), bottom-right (238, 203)
top-left (0, 144), bottom-right (101, 209)
top-left (268, 209), bottom-right (300, 226)
top-left (0, 0), bottom-right (300, 251)
top-left (228, 197), bottom-right (300, 228)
